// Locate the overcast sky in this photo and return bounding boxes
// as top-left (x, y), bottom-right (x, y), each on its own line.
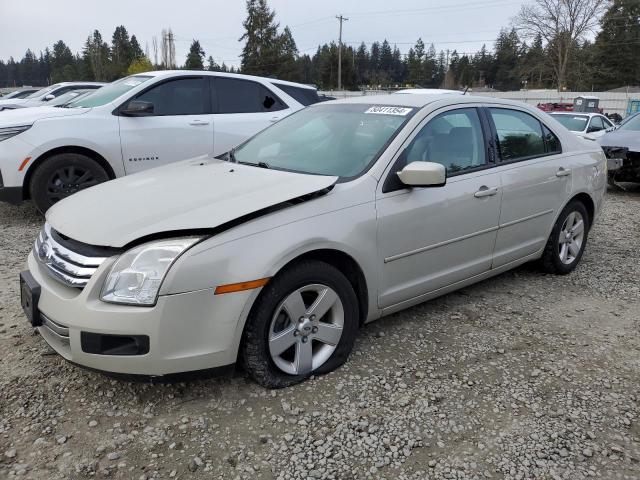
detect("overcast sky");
top-left (0, 0), bottom-right (525, 66)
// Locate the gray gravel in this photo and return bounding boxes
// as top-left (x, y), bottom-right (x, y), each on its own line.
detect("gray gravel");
top-left (1, 186), bottom-right (639, 480)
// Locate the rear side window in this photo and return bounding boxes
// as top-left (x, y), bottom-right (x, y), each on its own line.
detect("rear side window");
top-left (214, 78), bottom-right (286, 114)
top-left (543, 125), bottom-right (561, 154)
top-left (272, 83), bottom-right (319, 106)
top-left (489, 108), bottom-right (545, 161)
top-left (136, 78), bottom-right (205, 115)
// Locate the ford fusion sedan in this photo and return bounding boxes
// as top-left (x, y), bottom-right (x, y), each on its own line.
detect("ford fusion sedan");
top-left (21, 94), bottom-right (606, 388)
top-left (0, 71), bottom-right (320, 213)
top-left (549, 112), bottom-right (614, 140)
top-left (0, 82), bottom-right (104, 111)
top-left (599, 112), bottom-right (640, 184)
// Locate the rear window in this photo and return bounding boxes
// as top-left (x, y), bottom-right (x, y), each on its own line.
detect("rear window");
top-left (214, 78), bottom-right (287, 113)
top-left (272, 83), bottom-right (320, 106)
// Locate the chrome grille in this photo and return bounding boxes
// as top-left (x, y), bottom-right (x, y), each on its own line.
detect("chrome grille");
top-left (34, 223), bottom-right (107, 288)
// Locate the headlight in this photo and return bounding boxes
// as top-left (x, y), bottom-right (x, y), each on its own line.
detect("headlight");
top-left (100, 237), bottom-right (202, 306)
top-left (0, 124), bottom-right (32, 142)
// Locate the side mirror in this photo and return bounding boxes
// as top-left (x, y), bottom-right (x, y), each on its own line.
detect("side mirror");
top-left (121, 100), bottom-right (154, 116)
top-left (397, 161), bottom-right (446, 187)
top-left (44, 94), bottom-right (55, 101)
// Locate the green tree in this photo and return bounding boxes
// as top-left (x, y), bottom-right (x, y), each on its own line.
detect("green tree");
top-left (592, 0), bottom-right (640, 89)
top-left (239, 0), bottom-right (280, 76)
top-left (83, 30), bottom-right (110, 81)
top-left (51, 40), bottom-right (76, 82)
top-left (127, 57), bottom-right (153, 75)
top-left (185, 40), bottom-right (205, 70)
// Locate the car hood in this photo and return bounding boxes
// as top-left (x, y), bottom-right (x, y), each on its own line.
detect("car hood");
top-left (598, 129), bottom-right (640, 152)
top-left (47, 158), bottom-right (338, 248)
top-left (0, 105), bottom-right (89, 125)
top-left (0, 97), bottom-right (28, 108)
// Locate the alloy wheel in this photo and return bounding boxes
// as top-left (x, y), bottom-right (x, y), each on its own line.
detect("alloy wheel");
top-left (558, 211), bottom-right (585, 265)
top-left (268, 283), bottom-right (344, 376)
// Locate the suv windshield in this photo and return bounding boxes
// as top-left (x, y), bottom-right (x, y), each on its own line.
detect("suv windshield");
top-left (66, 76), bottom-right (152, 108)
top-left (233, 103), bottom-right (415, 178)
top-left (550, 114), bottom-right (589, 131)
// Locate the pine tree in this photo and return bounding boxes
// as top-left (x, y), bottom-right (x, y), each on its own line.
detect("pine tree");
top-left (276, 26), bottom-right (298, 80)
top-left (239, 0), bottom-right (280, 76)
top-left (185, 40), bottom-right (205, 70)
top-left (51, 40), bottom-right (76, 82)
top-left (83, 31), bottom-right (110, 81)
top-left (592, 0), bottom-right (640, 89)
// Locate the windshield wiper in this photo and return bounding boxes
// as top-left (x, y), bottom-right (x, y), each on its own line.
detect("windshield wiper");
top-left (228, 148), bottom-right (237, 163)
top-left (257, 161), bottom-right (270, 169)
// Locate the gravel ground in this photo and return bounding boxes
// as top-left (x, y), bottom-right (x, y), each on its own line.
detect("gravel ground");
top-left (1, 186), bottom-right (639, 480)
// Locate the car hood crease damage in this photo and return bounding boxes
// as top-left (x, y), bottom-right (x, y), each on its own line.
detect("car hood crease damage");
top-left (46, 158), bottom-right (338, 248)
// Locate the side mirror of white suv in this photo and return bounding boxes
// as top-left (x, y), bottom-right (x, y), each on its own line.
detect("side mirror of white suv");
top-left (121, 100), bottom-right (154, 117)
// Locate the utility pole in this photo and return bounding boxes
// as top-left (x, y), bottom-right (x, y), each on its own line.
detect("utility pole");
top-left (336, 14), bottom-right (348, 91)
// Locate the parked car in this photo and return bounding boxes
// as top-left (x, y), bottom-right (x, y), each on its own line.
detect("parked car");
top-left (599, 113), bottom-right (640, 184)
top-left (45, 89), bottom-right (94, 107)
top-left (395, 88), bottom-right (462, 95)
top-left (549, 112), bottom-right (614, 140)
top-left (0, 71), bottom-right (320, 212)
top-left (0, 88), bottom-right (40, 100)
top-left (20, 94), bottom-right (606, 387)
top-left (0, 82), bottom-right (105, 111)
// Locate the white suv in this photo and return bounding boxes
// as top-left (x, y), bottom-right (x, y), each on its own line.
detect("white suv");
top-left (0, 82), bottom-right (105, 111)
top-left (0, 71), bottom-right (319, 212)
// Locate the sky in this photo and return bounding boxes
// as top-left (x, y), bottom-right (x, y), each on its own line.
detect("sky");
top-left (0, 0), bottom-right (526, 67)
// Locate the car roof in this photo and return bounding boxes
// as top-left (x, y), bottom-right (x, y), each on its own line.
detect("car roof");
top-left (319, 93), bottom-right (534, 109)
top-left (394, 88), bottom-right (462, 95)
top-left (141, 70), bottom-right (316, 90)
top-left (549, 112), bottom-right (602, 117)
top-left (54, 82), bottom-right (106, 86)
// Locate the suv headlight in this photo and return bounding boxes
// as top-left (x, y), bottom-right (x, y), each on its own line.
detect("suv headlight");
top-left (100, 237), bottom-right (202, 306)
top-left (0, 124), bottom-right (32, 142)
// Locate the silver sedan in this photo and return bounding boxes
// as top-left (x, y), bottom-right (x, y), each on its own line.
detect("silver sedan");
top-left (24, 94), bottom-right (607, 388)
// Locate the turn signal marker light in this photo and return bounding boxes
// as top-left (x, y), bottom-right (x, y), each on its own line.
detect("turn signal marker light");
top-left (18, 157), bottom-right (32, 171)
top-left (214, 278), bottom-right (270, 295)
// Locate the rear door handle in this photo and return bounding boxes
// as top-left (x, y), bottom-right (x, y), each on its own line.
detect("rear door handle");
top-left (189, 120), bottom-right (210, 126)
top-left (474, 186), bottom-right (499, 198)
top-left (556, 168), bottom-right (571, 177)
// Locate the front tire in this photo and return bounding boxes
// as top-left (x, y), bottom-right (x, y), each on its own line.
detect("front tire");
top-left (29, 153), bottom-right (110, 213)
top-left (241, 260), bottom-right (359, 388)
top-left (540, 200), bottom-right (590, 274)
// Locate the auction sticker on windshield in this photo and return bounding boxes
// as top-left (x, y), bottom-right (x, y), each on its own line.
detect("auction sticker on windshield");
top-left (365, 106), bottom-right (413, 116)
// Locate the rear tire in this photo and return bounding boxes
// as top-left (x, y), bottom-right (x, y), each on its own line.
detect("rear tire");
top-left (30, 153), bottom-right (109, 214)
top-left (540, 200), bottom-right (590, 275)
top-left (241, 260), bottom-right (359, 388)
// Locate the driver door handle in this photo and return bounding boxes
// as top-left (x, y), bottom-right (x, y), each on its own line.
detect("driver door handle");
top-left (474, 186), bottom-right (499, 198)
top-left (556, 167), bottom-right (571, 177)
top-left (189, 119), bottom-right (210, 126)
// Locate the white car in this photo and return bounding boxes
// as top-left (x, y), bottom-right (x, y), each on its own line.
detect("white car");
top-left (21, 94), bottom-right (606, 387)
top-left (395, 88), bottom-right (462, 95)
top-left (0, 82), bottom-right (105, 111)
top-left (549, 112), bottom-right (614, 140)
top-left (0, 88), bottom-right (40, 100)
top-left (0, 71), bottom-right (319, 212)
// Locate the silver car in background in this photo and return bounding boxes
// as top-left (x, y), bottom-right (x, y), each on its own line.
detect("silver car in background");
top-left (22, 94), bottom-right (607, 388)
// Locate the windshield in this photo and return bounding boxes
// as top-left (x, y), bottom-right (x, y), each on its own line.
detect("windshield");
top-left (25, 84), bottom-right (59, 99)
top-left (550, 114), bottom-right (589, 132)
top-left (50, 90), bottom-right (91, 106)
top-left (66, 75), bottom-right (152, 108)
top-left (620, 114), bottom-right (640, 131)
top-left (233, 103), bottom-right (415, 178)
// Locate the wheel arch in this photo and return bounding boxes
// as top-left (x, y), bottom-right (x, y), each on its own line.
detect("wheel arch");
top-left (22, 146), bottom-right (116, 200)
top-left (276, 249), bottom-right (370, 326)
top-left (567, 191), bottom-right (595, 229)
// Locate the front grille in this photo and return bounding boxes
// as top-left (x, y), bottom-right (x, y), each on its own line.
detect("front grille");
top-left (34, 223), bottom-right (113, 289)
